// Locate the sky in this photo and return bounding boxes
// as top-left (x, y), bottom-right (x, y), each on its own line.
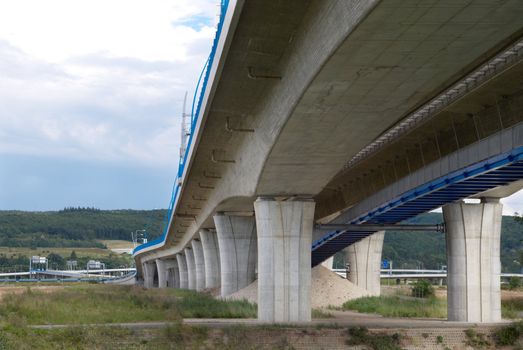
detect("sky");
top-left (0, 1), bottom-right (522, 214)
top-left (0, 0), bottom-right (219, 210)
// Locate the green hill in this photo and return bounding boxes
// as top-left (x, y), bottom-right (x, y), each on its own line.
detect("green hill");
top-left (0, 209), bottom-right (521, 272)
top-left (0, 208), bottom-right (167, 248)
top-left (381, 212), bottom-right (521, 273)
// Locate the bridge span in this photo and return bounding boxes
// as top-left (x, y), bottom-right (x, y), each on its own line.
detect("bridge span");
top-left (134, 0), bottom-right (523, 323)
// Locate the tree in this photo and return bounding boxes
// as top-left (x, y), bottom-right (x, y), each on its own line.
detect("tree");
top-left (47, 253), bottom-right (65, 269)
top-left (70, 250), bottom-right (77, 260)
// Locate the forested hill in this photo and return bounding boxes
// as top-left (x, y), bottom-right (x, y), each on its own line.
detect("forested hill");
top-left (382, 212), bottom-right (523, 273)
top-left (0, 208), bottom-right (167, 248)
top-left (1, 209), bottom-right (521, 272)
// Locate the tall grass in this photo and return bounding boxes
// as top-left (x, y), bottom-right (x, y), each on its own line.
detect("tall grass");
top-left (342, 296), bottom-right (447, 318)
top-left (0, 285), bottom-right (256, 326)
top-left (502, 297), bottom-right (523, 319)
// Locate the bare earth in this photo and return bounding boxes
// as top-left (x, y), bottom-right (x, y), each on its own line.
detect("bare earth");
top-left (226, 265), bottom-right (370, 308)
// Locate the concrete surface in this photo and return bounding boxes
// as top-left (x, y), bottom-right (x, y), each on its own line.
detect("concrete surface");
top-left (254, 198), bottom-right (315, 322)
top-left (214, 213), bottom-right (257, 297)
top-left (191, 239), bottom-right (206, 291)
top-left (155, 259), bottom-right (167, 288)
top-left (184, 247), bottom-right (196, 291)
top-left (344, 231), bottom-right (384, 296)
top-left (176, 254), bottom-right (189, 289)
top-left (199, 229), bottom-right (221, 289)
top-left (443, 198), bottom-right (502, 323)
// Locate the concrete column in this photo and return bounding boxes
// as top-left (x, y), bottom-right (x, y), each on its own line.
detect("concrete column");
top-left (176, 254), bottom-right (188, 289)
top-left (185, 247), bottom-right (196, 290)
top-left (321, 256), bottom-right (334, 270)
top-left (191, 239), bottom-right (206, 291)
top-left (164, 260), bottom-right (178, 288)
top-left (171, 261), bottom-right (180, 288)
top-left (142, 261), bottom-right (156, 289)
top-left (214, 213), bottom-right (257, 297)
top-left (343, 231), bottom-right (384, 296)
top-left (155, 259), bottom-right (168, 288)
top-left (254, 197), bottom-right (315, 323)
top-left (200, 229), bottom-right (221, 289)
top-left (443, 198), bottom-right (502, 323)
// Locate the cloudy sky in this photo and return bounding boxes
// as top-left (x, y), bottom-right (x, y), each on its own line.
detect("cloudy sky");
top-left (0, 1), bottom-right (522, 215)
top-left (0, 0), bottom-right (219, 210)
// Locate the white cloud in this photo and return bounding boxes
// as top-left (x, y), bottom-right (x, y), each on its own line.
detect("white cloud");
top-left (0, 0), bottom-right (218, 168)
top-left (0, 0), bottom-right (218, 62)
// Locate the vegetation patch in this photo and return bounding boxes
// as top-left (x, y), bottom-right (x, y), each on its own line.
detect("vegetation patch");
top-left (494, 321), bottom-right (523, 346)
top-left (342, 295), bottom-right (447, 318)
top-left (463, 329), bottom-right (490, 349)
top-left (0, 285), bottom-right (256, 326)
top-left (346, 326), bottom-right (403, 350)
top-left (410, 279), bottom-right (434, 298)
top-left (502, 295), bottom-right (523, 319)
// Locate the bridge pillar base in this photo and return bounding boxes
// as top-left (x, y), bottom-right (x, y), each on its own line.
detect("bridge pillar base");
top-left (185, 247), bottom-right (196, 290)
top-left (214, 213), bottom-right (257, 297)
top-left (143, 262), bottom-right (156, 289)
top-left (200, 229), bottom-right (221, 289)
top-left (176, 253), bottom-right (189, 289)
top-left (443, 199), bottom-right (502, 323)
top-left (254, 197), bottom-right (315, 323)
top-left (155, 259), bottom-right (167, 288)
top-left (191, 239), bottom-right (206, 291)
top-left (343, 231), bottom-right (384, 296)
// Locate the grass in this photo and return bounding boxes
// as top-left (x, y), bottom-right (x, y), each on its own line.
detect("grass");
top-left (312, 308), bottom-right (334, 319)
top-left (502, 296), bottom-right (523, 319)
top-left (0, 284), bottom-right (256, 326)
top-left (341, 295), bottom-right (447, 318)
top-left (0, 246), bottom-right (112, 260)
top-left (346, 326), bottom-right (403, 350)
top-left (98, 240), bottom-right (134, 250)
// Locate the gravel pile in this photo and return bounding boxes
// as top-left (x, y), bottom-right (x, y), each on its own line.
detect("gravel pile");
top-left (226, 265), bottom-right (369, 308)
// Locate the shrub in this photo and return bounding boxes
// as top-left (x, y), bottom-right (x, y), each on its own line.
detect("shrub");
top-left (346, 327), bottom-right (402, 350)
top-left (494, 321), bottom-right (523, 346)
top-left (411, 279), bottom-right (434, 298)
top-left (509, 277), bottom-right (522, 290)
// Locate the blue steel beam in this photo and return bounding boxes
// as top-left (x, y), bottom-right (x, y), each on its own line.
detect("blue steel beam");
top-left (311, 146), bottom-right (523, 266)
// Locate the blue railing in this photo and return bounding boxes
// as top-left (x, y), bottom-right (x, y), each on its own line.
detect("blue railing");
top-left (134, 0), bottom-right (230, 255)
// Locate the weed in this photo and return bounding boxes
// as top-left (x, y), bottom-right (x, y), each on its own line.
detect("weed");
top-left (464, 329), bottom-right (490, 349)
top-left (436, 335), bottom-right (443, 343)
top-left (494, 321), bottom-right (523, 346)
top-left (346, 326), bottom-right (403, 350)
top-left (342, 295), bottom-right (446, 318)
top-left (411, 279), bottom-right (434, 298)
top-left (312, 308), bottom-right (333, 318)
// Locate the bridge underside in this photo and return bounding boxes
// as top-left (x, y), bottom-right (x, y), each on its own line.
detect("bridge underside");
top-left (312, 145), bottom-right (523, 265)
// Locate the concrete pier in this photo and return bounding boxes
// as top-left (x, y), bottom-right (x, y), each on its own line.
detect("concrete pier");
top-left (185, 247), bottom-right (196, 290)
top-left (176, 254), bottom-right (189, 289)
top-left (191, 239), bottom-right (206, 291)
top-left (443, 198), bottom-right (502, 323)
top-left (142, 262), bottom-right (156, 289)
top-left (200, 229), bottom-right (221, 289)
top-left (343, 231), bottom-right (384, 296)
top-left (167, 262), bottom-right (179, 288)
top-left (254, 198), bottom-right (315, 323)
top-left (155, 259), bottom-right (167, 288)
top-left (214, 213), bottom-right (257, 297)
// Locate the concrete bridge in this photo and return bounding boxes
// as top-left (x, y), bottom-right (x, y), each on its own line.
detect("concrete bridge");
top-left (134, 0), bottom-right (523, 323)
